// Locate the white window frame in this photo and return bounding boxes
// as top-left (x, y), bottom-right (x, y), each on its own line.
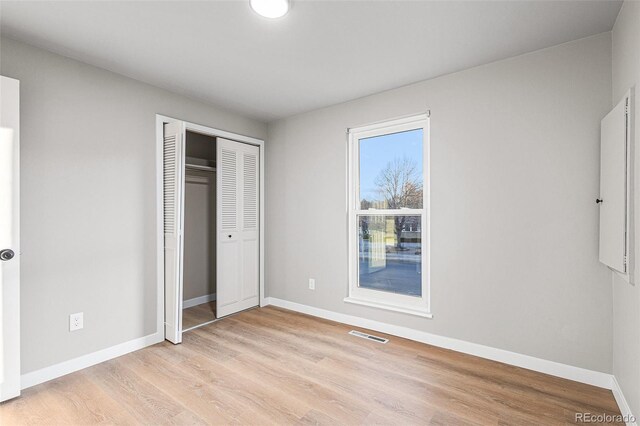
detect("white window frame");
top-left (345, 113), bottom-right (432, 318)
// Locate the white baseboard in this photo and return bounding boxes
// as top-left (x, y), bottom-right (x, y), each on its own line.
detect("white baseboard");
top-left (264, 297), bottom-right (613, 389)
top-left (20, 332), bottom-right (164, 390)
top-left (612, 376), bottom-right (638, 426)
top-left (183, 293), bottom-right (216, 309)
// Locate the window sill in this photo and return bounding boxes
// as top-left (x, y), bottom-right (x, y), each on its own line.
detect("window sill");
top-left (343, 297), bottom-right (433, 319)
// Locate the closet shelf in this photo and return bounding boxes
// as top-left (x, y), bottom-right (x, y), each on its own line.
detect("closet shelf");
top-left (186, 163), bottom-right (216, 172)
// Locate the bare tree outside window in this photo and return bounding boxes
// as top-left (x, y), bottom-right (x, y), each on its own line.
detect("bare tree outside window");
top-left (373, 157), bottom-right (422, 248)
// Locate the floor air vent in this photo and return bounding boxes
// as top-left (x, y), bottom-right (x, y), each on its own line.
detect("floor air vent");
top-left (349, 330), bottom-right (388, 344)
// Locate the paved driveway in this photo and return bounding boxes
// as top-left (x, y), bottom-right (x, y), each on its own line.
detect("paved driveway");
top-left (359, 258), bottom-right (422, 296)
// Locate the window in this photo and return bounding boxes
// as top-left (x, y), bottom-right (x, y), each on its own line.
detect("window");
top-left (346, 114), bottom-right (431, 318)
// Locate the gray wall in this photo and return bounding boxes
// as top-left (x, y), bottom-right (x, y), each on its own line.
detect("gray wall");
top-left (266, 33), bottom-right (613, 373)
top-left (612, 0), bottom-right (640, 416)
top-left (0, 37), bottom-right (266, 374)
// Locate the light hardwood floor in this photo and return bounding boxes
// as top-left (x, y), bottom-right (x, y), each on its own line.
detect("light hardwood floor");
top-left (183, 301), bottom-right (217, 330)
top-left (1, 306), bottom-right (622, 425)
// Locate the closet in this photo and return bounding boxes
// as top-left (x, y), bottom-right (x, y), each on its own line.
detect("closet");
top-left (163, 120), bottom-right (261, 344)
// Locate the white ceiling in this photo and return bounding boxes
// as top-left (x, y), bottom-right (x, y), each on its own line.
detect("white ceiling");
top-left (0, 1), bottom-right (622, 122)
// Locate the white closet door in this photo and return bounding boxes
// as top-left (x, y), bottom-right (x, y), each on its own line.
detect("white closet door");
top-left (217, 138), bottom-right (259, 317)
top-left (599, 93), bottom-right (630, 273)
top-left (163, 121), bottom-right (185, 343)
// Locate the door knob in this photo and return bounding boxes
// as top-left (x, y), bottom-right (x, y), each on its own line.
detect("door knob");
top-left (0, 249), bottom-right (15, 261)
top-left (596, 198), bottom-right (603, 204)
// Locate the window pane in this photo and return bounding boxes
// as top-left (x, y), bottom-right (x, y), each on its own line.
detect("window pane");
top-left (358, 215), bottom-right (422, 297)
top-left (359, 129), bottom-right (423, 209)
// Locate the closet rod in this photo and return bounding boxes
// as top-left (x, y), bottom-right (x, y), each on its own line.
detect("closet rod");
top-left (185, 163), bottom-right (216, 172)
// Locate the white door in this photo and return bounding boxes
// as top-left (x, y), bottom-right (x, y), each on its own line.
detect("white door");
top-left (163, 121), bottom-right (185, 343)
top-left (217, 138), bottom-right (259, 317)
top-left (0, 76), bottom-right (20, 401)
top-left (599, 93), bottom-right (631, 273)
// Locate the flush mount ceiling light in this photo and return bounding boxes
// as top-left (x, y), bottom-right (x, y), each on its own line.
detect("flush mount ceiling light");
top-left (250, 0), bottom-right (289, 19)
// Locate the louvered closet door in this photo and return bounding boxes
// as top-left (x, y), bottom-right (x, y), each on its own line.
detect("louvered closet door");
top-left (163, 121), bottom-right (185, 343)
top-left (217, 138), bottom-right (260, 318)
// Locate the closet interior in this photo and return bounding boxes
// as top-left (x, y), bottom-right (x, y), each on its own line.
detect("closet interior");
top-left (182, 130), bottom-right (217, 331)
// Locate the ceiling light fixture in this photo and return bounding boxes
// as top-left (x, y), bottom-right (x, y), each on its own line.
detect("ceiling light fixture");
top-left (250, 0), bottom-right (289, 19)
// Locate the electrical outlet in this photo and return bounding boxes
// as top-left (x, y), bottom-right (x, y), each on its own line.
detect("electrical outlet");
top-left (69, 312), bottom-right (83, 331)
top-left (308, 278), bottom-right (315, 290)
